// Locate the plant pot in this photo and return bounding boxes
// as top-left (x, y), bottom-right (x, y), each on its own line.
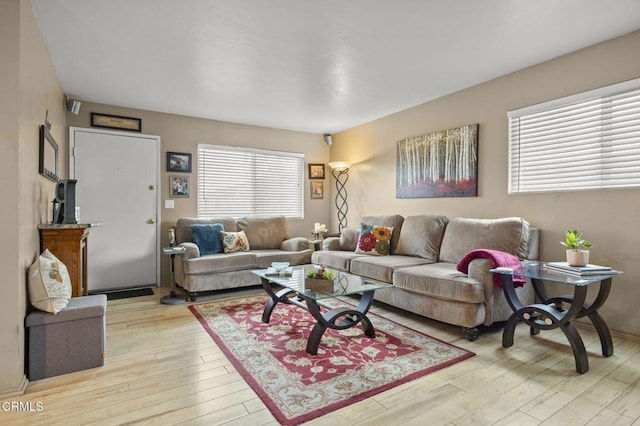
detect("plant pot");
top-left (566, 249), bottom-right (589, 267)
top-left (304, 278), bottom-right (338, 293)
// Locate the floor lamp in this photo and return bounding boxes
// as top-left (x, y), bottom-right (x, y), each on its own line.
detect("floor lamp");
top-left (328, 162), bottom-right (351, 232)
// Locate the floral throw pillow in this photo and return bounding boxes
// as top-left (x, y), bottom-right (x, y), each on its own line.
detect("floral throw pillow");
top-left (222, 230), bottom-right (251, 253)
top-left (355, 224), bottom-right (394, 256)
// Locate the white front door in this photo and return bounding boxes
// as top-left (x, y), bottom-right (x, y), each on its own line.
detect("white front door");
top-left (70, 127), bottom-right (160, 291)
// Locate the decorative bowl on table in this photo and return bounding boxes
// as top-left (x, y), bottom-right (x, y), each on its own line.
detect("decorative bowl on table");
top-left (271, 262), bottom-right (290, 271)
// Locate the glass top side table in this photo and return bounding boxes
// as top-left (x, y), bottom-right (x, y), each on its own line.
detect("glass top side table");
top-left (491, 261), bottom-right (622, 374)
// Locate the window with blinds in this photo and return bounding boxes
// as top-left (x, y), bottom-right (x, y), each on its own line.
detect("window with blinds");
top-left (197, 144), bottom-right (304, 218)
top-left (508, 78), bottom-right (640, 194)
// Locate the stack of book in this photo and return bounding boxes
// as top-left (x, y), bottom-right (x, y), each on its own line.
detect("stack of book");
top-left (543, 262), bottom-right (613, 276)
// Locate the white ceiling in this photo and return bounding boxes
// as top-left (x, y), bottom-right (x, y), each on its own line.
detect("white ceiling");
top-left (32, 0), bottom-right (640, 134)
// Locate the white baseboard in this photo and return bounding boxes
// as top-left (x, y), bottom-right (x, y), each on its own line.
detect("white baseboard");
top-left (0, 374), bottom-right (28, 399)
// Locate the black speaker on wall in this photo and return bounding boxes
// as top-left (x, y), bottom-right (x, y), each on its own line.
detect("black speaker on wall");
top-left (53, 179), bottom-right (78, 224)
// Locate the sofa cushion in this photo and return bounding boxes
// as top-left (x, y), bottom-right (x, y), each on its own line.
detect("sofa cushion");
top-left (339, 227), bottom-right (360, 251)
top-left (395, 215), bottom-right (449, 260)
top-left (311, 250), bottom-right (365, 272)
top-left (350, 255), bottom-right (434, 283)
top-left (393, 263), bottom-right (486, 303)
top-left (253, 249), bottom-right (312, 268)
top-left (362, 214), bottom-right (404, 253)
top-left (438, 217), bottom-right (531, 264)
top-left (237, 216), bottom-right (289, 249)
top-left (183, 252), bottom-right (258, 275)
top-left (222, 231), bottom-right (251, 253)
top-left (190, 223), bottom-right (224, 255)
top-left (355, 224), bottom-right (394, 256)
top-left (175, 217), bottom-right (237, 244)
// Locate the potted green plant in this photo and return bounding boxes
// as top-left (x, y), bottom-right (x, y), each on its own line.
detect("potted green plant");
top-left (561, 229), bottom-right (593, 266)
top-left (305, 266), bottom-right (338, 293)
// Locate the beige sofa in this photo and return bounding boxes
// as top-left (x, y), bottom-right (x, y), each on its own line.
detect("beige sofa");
top-left (173, 216), bottom-right (312, 301)
top-left (311, 214), bottom-right (538, 340)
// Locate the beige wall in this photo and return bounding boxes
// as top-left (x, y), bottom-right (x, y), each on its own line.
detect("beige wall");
top-left (330, 30), bottom-right (640, 336)
top-left (66, 106), bottom-right (332, 285)
top-left (0, 0), bottom-right (65, 396)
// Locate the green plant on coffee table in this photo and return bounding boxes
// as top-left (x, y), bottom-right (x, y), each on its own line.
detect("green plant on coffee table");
top-left (561, 229), bottom-right (593, 251)
top-left (306, 266), bottom-right (335, 280)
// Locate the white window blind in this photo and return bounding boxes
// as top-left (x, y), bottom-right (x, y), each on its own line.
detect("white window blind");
top-left (508, 78), bottom-right (640, 193)
top-left (198, 144), bottom-right (304, 218)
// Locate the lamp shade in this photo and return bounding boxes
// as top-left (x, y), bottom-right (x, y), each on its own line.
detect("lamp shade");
top-left (328, 161), bottom-right (351, 171)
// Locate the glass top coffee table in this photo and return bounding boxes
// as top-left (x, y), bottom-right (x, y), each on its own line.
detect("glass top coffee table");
top-left (252, 265), bottom-right (392, 355)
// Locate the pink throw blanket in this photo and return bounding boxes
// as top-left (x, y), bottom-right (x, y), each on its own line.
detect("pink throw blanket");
top-left (456, 249), bottom-right (525, 288)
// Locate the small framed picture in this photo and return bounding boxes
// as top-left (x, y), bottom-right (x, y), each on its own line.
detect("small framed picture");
top-left (90, 113), bottom-right (142, 132)
top-left (167, 151), bottom-right (192, 173)
top-left (170, 176), bottom-right (190, 198)
top-left (308, 163), bottom-right (325, 179)
top-left (310, 181), bottom-right (324, 199)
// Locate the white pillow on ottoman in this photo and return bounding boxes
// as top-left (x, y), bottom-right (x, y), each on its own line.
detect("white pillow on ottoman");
top-left (28, 249), bottom-right (72, 314)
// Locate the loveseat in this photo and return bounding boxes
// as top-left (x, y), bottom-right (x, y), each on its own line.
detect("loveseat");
top-left (311, 214), bottom-right (538, 340)
top-left (172, 216), bottom-right (312, 301)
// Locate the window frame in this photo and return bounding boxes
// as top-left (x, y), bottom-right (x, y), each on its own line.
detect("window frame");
top-left (508, 77), bottom-right (640, 194)
top-left (197, 144), bottom-right (305, 219)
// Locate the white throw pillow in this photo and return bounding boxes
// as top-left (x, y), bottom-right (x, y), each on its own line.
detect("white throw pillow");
top-left (28, 249), bottom-right (72, 314)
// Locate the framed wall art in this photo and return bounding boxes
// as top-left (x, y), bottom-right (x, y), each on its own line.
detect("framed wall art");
top-left (170, 176), bottom-right (190, 198)
top-left (166, 151), bottom-right (192, 173)
top-left (396, 123), bottom-right (478, 198)
top-left (308, 163), bottom-right (325, 179)
top-left (90, 113), bottom-right (142, 132)
top-left (310, 181), bottom-right (324, 199)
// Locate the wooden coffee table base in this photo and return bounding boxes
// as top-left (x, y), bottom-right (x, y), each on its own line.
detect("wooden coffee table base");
top-left (260, 278), bottom-right (377, 355)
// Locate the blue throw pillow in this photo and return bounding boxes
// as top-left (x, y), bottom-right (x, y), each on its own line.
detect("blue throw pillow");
top-left (190, 223), bottom-right (224, 255)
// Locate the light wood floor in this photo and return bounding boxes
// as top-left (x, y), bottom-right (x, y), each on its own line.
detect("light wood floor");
top-left (4, 285), bottom-right (640, 425)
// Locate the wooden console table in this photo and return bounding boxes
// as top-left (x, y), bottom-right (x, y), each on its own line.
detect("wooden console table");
top-left (38, 223), bottom-right (101, 297)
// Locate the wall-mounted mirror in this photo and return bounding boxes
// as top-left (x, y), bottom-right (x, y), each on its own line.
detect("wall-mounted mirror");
top-left (39, 124), bottom-right (59, 182)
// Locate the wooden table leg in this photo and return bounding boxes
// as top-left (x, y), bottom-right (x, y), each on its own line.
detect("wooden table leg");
top-left (305, 291), bottom-right (376, 355)
top-left (500, 274), bottom-right (592, 374)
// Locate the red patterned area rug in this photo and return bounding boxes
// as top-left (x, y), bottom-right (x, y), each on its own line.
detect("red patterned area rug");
top-left (189, 294), bottom-right (474, 425)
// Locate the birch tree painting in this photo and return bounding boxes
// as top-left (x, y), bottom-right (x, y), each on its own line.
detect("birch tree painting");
top-left (396, 124), bottom-right (478, 198)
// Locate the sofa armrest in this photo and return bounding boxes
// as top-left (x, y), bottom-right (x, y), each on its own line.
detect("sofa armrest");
top-left (172, 242), bottom-right (199, 287)
top-left (179, 242), bottom-right (200, 260)
top-left (322, 237), bottom-right (341, 251)
top-left (526, 227), bottom-right (539, 260)
top-left (280, 237), bottom-right (309, 251)
top-left (467, 258), bottom-right (500, 326)
top-left (280, 237), bottom-right (310, 252)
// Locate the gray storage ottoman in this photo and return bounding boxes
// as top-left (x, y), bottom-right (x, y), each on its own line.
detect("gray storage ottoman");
top-left (26, 294), bottom-right (107, 380)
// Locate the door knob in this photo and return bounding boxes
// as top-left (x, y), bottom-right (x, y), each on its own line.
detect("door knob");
top-left (149, 185), bottom-right (155, 190)
top-left (147, 218), bottom-right (156, 224)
